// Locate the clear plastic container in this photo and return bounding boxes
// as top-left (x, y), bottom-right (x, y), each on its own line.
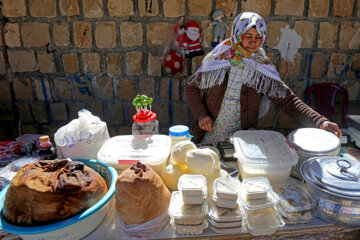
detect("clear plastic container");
top-left (233, 130), bottom-right (298, 185)
top-left (209, 222), bottom-right (243, 234)
top-left (132, 110), bottom-right (159, 137)
top-left (245, 211), bottom-right (284, 236)
top-left (241, 177), bottom-right (271, 200)
top-left (208, 202), bottom-right (243, 223)
top-left (178, 174), bottom-right (207, 197)
top-left (212, 194), bottom-right (237, 209)
top-left (240, 181), bottom-right (279, 211)
top-left (273, 182), bottom-right (314, 213)
top-left (168, 191), bottom-right (208, 225)
top-left (214, 177), bottom-right (241, 200)
top-left (171, 218), bottom-right (208, 235)
top-left (97, 135), bottom-right (171, 175)
top-left (277, 206), bottom-right (312, 224)
top-left (169, 125), bottom-right (192, 148)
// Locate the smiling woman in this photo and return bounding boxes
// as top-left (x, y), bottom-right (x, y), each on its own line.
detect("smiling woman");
top-left (185, 12), bottom-right (341, 144)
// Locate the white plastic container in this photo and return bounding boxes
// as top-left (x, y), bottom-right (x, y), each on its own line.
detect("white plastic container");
top-left (97, 135), bottom-right (171, 175)
top-left (168, 191), bottom-right (208, 225)
top-left (178, 174), bottom-right (207, 197)
top-left (233, 130), bottom-right (298, 185)
top-left (208, 202), bottom-right (243, 223)
top-left (212, 194), bottom-right (237, 209)
top-left (242, 177), bottom-right (271, 200)
top-left (214, 177), bottom-right (241, 201)
top-left (169, 125), bottom-right (192, 148)
top-left (171, 218), bottom-right (208, 235)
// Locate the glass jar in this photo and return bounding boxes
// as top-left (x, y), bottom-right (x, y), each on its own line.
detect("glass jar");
top-left (169, 125), bottom-right (192, 147)
top-left (132, 110), bottom-right (159, 137)
top-left (36, 135), bottom-right (56, 160)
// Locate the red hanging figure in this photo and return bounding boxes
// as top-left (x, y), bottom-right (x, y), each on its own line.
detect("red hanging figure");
top-left (183, 20), bottom-right (204, 58)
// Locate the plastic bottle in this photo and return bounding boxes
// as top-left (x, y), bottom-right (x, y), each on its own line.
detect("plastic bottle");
top-left (37, 135), bottom-right (56, 160)
top-left (169, 125), bottom-right (192, 147)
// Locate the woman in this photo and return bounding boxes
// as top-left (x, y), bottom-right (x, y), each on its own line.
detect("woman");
top-left (186, 12), bottom-right (341, 144)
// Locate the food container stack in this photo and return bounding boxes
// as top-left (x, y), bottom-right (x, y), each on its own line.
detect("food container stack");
top-left (209, 177), bottom-right (244, 234)
top-left (168, 175), bottom-right (208, 234)
top-left (240, 177), bottom-right (284, 236)
top-left (273, 182), bottom-right (314, 224)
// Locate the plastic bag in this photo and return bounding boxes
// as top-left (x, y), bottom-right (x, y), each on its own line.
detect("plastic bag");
top-left (54, 109), bottom-right (110, 160)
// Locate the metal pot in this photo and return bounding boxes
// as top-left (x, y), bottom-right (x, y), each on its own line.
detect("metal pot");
top-left (300, 156), bottom-right (360, 226)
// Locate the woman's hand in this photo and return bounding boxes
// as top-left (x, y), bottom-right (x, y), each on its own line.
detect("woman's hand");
top-left (319, 121), bottom-right (342, 138)
top-left (198, 116), bottom-right (213, 132)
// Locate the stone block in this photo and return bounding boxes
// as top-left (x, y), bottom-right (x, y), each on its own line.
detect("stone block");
top-left (126, 52), bottom-right (143, 75)
top-left (294, 21), bottom-right (314, 48)
top-left (74, 22), bottom-right (92, 48)
top-left (108, 103), bottom-right (123, 124)
top-left (191, 55), bottom-right (205, 74)
top-left (327, 53), bottom-right (346, 78)
top-left (54, 78), bottom-right (73, 100)
top-left (0, 52), bottom-right (7, 74)
top-left (0, 25), bottom-right (4, 47)
top-left (118, 126), bottom-right (132, 135)
top-left (82, 0), bottom-right (104, 18)
top-left (173, 104), bottom-right (190, 125)
top-left (339, 22), bottom-right (360, 49)
top-left (62, 53), bottom-right (79, 74)
top-left (0, 104), bottom-right (14, 121)
top-left (317, 22), bottom-right (337, 49)
top-left (147, 22), bottom-right (174, 46)
top-left (215, 0), bottom-right (237, 17)
top-left (241, 0), bottom-right (271, 16)
top-left (148, 54), bottom-right (161, 76)
top-left (200, 20), bottom-right (213, 49)
top-left (35, 78), bottom-right (52, 100)
top-left (16, 103), bottom-right (33, 123)
top-left (90, 102), bottom-right (104, 120)
top-left (160, 77), bottom-right (180, 102)
top-left (82, 53), bottom-right (101, 74)
top-left (50, 103), bottom-right (67, 122)
top-left (97, 77), bottom-right (114, 100)
top-left (5, 23), bottom-right (21, 47)
top-left (53, 23), bottom-right (70, 47)
top-left (358, 0), bottom-right (360, 17)
top-left (308, 0), bottom-right (329, 17)
top-left (0, 80), bottom-right (11, 101)
top-left (275, 0), bottom-right (304, 16)
top-left (152, 104), bottom-right (169, 128)
top-left (188, 0), bottom-right (212, 16)
top-left (163, 0), bottom-right (185, 17)
top-left (333, 0), bottom-right (354, 17)
top-left (21, 23), bottom-right (50, 47)
top-left (107, 126), bottom-right (118, 137)
top-left (139, 78), bottom-right (155, 98)
top-left (138, 0), bottom-right (159, 17)
top-left (31, 102), bottom-right (48, 123)
top-left (21, 124), bottom-right (40, 135)
top-left (118, 79), bottom-right (136, 100)
top-left (292, 79), bottom-right (307, 99)
top-left (279, 53), bottom-right (302, 78)
top-left (108, 0), bottom-right (134, 17)
top-left (106, 53), bottom-right (122, 76)
top-left (13, 78), bottom-right (34, 101)
top-left (73, 72), bottom-right (94, 100)
top-left (310, 52), bottom-right (325, 78)
top-left (8, 50), bottom-right (37, 72)
top-left (29, 0), bottom-right (56, 18)
top-left (37, 51), bottom-right (56, 73)
top-left (2, 0), bottom-right (26, 17)
top-left (266, 21), bottom-right (288, 49)
top-left (120, 22), bottom-right (143, 47)
top-left (59, 0), bottom-right (80, 16)
top-left (348, 53), bottom-right (360, 79)
top-left (69, 103), bottom-right (86, 119)
top-left (340, 79), bottom-right (360, 101)
top-left (95, 22), bottom-right (117, 48)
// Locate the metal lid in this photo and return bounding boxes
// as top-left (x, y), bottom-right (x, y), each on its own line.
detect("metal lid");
top-left (288, 128), bottom-right (340, 155)
top-left (301, 156), bottom-right (360, 198)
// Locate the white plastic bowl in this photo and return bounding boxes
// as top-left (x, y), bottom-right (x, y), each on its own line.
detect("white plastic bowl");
top-left (0, 159), bottom-right (118, 240)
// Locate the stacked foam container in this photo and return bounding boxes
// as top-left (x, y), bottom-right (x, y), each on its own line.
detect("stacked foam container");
top-left (273, 182), bottom-right (314, 224)
top-left (240, 177), bottom-right (285, 236)
top-left (168, 174), bottom-right (208, 234)
top-left (209, 177), bottom-right (244, 234)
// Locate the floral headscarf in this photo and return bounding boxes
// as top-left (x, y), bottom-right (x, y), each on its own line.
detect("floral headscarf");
top-left (189, 12), bottom-right (286, 101)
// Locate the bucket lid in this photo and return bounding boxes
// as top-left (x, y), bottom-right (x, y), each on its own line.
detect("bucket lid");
top-left (288, 128), bottom-right (340, 155)
top-left (301, 156), bottom-right (360, 199)
top-left (169, 125), bottom-right (189, 137)
top-left (233, 130), bottom-right (298, 166)
top-left (133, 110), bottom-right (157, 123)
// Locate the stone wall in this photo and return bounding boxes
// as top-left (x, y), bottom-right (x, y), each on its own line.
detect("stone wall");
top-left (0, 0), bottom-right (359, 140)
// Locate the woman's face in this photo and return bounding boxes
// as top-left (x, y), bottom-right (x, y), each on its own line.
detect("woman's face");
top-left (240, 27), bottom-right (262, 54)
